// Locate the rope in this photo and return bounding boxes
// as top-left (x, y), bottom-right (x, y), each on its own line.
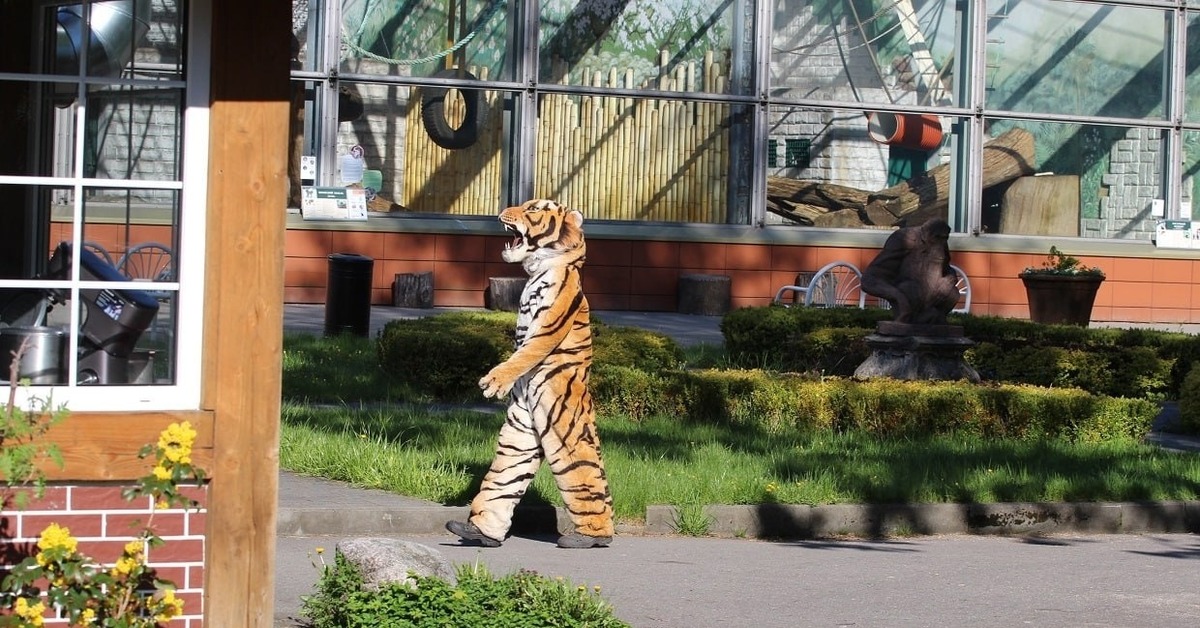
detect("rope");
top-left (340, 0), bottom-right (505, 66)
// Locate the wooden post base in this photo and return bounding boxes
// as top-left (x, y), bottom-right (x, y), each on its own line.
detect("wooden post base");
top-left (392, 271), bottom-right (434, 308)
top-left (677, 274), bottom-right (731, 316)
top-left (486, 276), bottom-right (526, 312)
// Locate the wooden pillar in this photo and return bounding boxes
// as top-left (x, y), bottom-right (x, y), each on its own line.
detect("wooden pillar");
top-left (202, 1), bottom-right (289, 625)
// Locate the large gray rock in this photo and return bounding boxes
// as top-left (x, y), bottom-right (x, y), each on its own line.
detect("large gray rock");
top-left (337, 538), bottom-right (456, 590)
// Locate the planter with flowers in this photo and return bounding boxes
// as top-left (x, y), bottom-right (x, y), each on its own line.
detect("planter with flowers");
top-left (1019, 246), bottom-right (1106, 326)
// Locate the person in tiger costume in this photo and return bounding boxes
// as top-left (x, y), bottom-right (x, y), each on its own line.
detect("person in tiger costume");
top-left (446, 199), bottom-right (615, 549)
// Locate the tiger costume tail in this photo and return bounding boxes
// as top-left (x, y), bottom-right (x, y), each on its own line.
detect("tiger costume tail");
top-left (446, 199), bottom-right (614, 549)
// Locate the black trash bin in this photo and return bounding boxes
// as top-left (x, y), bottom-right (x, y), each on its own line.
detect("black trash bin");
top-left (324, 253), bottom-right (374, 337)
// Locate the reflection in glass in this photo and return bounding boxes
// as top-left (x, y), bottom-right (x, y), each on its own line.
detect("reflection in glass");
top-left (540, 0), bottom-right (740, 94)
top-left (766, 105), bottom-right (958, 230)
top-left (771, 0), bottom-right (962, 108)
top-left (86, 85), bottom-right (183, 181)
top-left (340, 0), bottom-right (511, 81)
top-left (534, 94), bottom-right (734, 223)
top-left (982, 119), bottom-right (1163, 239)
top-left (984, 0), bottom-right (1166, 120)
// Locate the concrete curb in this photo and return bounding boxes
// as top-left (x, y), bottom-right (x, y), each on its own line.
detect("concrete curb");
top-left (278, 501), bottom-right (1200, 539)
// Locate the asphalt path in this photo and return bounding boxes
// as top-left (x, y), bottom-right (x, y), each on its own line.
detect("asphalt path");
top-left (276, 532), bottom-right (1200, 628)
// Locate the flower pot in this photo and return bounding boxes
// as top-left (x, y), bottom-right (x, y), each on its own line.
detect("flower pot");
top-left (1020, 274), bottom-right (1104, 326)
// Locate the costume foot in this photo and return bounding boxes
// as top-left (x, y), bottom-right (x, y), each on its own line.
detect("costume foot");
top-left (446, 520), bottom-right (502, 547)
top-left (556, 533), bottom-right (612, 549)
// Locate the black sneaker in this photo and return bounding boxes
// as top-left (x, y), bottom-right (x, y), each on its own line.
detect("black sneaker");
top-left (556, 533), bottom-right (612, 549)
top-left (445, 520), bottom-right (502, 547)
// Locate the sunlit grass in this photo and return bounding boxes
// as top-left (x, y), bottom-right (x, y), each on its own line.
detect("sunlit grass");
top-left (279, 405), bottom-right (1200, 525)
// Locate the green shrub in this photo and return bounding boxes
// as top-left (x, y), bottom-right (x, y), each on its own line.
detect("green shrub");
top-left (593, 324), bottom-right (684, 372)
top-left (591, 364), bottom-right (683, 421)
top-left (723, 307), bottom-right (1188, 399)
top-left (303, 552), bottom-right (629, 628)
top-left (1178, 364), bottom-right (1200, 434)
top-left (667, 370), bottom-right (1156, 441)
top-left (376, 312), bottom-right (515, 401)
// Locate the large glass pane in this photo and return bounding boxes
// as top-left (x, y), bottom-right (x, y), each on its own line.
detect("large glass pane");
top-left (534, 93), bottom-right (736, 223)
top-left (85, 85), bottom-right (183, 181)
top-left (44, 1), bottom-right (179, 80)
top-left (982, 119), bottom-right (1163, 240)
top-left (772, 0), bottom-right (963, 108)
top-left (391, 83), bottom-right (509, 214)
top-left (340, 0), bottom-right (512, 82)
top-left (984, 0), bottom-right (1167, 120)
top-left (1184, 11), bottom-right (1200, 123)
top-left (766, 104), bottom-right (958, 230)
top-left (540, 0), bottom-right (744, 95)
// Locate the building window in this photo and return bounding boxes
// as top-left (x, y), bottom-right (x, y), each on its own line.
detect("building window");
top-left (0, 1), bottom-right (206, 410)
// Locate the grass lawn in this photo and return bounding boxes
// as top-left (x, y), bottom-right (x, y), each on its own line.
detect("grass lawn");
top-left (279, 331), bottom-right (1200, 524)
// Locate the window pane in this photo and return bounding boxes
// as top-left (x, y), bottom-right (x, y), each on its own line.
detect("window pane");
top-left (0, 82), bottom-right (77, 177)
top-left (340, 0), bottom-right (513, 82)
top-left (772, 0), bottom-right (962, 108)
top-left (984, 0), bottom-right (1167, 120)
top-left (540, 0), bottom-right (745, 95)
top-left (44, 1), bottom-right (180, 80)
top-left (982, 119), bottom-right (1163, 240)
top-left (533, 93), bottom-right (738, 223)
top-left (85, 85), bottom-right (183, 181)
top-left (766, 105), bottom-right (958, 230)
top-left (1185, 11), bottom-right (1200, 123)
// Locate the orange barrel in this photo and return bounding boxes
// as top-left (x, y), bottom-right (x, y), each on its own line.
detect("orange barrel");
top-left (867, 112), bottom-right (944, 151)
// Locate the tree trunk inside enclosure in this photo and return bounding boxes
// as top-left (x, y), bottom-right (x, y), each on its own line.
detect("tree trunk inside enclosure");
top-left (767, 127), bottom-right (1036, 228)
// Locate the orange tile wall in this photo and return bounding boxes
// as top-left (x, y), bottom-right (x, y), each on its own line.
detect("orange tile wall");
top-left (282, 229), bottom-right (1200, 324)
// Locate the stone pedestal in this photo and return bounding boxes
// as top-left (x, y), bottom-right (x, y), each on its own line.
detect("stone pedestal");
top-left (854, 321), bottom-right (980, 383)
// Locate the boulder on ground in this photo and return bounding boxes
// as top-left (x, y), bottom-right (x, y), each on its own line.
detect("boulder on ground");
top-left (337, 538), bottom-right (456, 590)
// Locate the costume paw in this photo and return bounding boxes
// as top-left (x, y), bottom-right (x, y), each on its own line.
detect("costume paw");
top-left (478, 369), bottom-right (513, 399)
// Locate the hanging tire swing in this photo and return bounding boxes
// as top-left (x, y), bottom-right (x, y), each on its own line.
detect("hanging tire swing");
top-left (421, 68), bottom-right (486, 150)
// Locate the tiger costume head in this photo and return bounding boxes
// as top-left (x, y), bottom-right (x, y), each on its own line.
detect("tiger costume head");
top-left (499, 199), bottom-right (585, 272)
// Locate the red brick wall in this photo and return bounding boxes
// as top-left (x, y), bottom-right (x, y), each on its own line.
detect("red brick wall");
top-left (284, 228), bottom-right (1200, 324)
top-left (2, 485), bottom-right (208, 627)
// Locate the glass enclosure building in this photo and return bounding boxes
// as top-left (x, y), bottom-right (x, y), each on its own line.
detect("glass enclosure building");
top-left (292, 0), bottom-right (1200, 240)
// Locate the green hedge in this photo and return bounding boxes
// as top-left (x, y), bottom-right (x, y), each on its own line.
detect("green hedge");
top-left (721, 306), bottom-right (1196, 400)
top-left (664, 369), bottom-right (1156, 442)
top-left (376, 312), bottom-right (685, 402)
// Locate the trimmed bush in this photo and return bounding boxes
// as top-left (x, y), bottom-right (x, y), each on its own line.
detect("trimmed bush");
top-left (667, 369), bottom-right (1156, 442)
top-left (376, 312), bottom-right (514, 401)
top-left (723, 306), bottom-right (1188, 400)
top-left (1178, 364), bottom-right (1200, 434)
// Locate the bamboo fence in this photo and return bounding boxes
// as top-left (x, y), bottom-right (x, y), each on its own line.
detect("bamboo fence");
top-left (403, 51), bottom-right (730, 222)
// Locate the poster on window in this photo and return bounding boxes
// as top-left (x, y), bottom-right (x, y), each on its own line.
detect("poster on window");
top-left (1154, 220), bottom-right (1200, 249)
top-left (300, 186), bottom-right (368, 221)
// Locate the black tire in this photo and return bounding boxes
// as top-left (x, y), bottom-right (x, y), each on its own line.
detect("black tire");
top-left (421, 68), bottom-right (486, 150)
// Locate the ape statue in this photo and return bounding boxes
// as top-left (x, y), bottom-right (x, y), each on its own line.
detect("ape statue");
top-left (862, 219), bottom-right (959, 325)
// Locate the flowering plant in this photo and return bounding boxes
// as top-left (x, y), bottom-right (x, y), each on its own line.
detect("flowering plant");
top-left (1020, 246), bottom-right (1105, 278)
top-left (1, 421), bottom-right (205, 627)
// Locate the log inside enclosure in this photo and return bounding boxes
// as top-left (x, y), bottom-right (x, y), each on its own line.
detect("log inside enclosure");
top-left (677, 274), bottom-right (731, 316)
top-left (392, 271), bottom-right (434, 308)
top-left (767, 127), bottom-right (1035, 228)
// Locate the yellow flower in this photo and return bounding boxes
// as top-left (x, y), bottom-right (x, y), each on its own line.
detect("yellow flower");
top-left (156, 499), bottom-right (170, 510)
top-left (158, 421), bottom-right (197, 465)
top-left (124, 539), bottom-right (144, 556)
top-left (110, 555), bottom-right (139, 577)
top-left (155, 589), bottom-right (185, 622)
top-left (315, 547), bottom-right (325, 554)
top-left (153, 463), bottom-right (173, 481)
top-left (80, 608), bottom-right (97, 624)
top-left (14, 597), bottom-right (46, 625)
top-left (35, 523), bottom-right (79, 565)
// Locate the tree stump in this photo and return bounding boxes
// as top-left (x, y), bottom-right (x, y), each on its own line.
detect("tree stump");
top-left (677, 274), bottom-right (731, 316)
top-left (392, 271), bottom-right (434, 308)
top-left (486, 277), bottom-right (526, 312)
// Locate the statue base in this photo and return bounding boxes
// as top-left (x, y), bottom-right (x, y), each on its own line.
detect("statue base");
top-left (853, 322), bottom-right (980, 383)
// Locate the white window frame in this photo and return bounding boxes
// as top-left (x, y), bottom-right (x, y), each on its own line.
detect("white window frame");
top-left (0, 0), bottom-right (209, 411)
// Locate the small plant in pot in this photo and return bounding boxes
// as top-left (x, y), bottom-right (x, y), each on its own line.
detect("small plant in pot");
top-left (1019, 246), bottom-right (1106, 326)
